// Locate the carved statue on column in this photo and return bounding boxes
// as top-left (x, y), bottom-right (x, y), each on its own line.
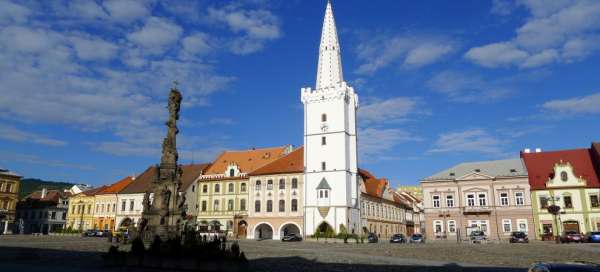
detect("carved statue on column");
top-left (139, 81), bottom-right (185, 240)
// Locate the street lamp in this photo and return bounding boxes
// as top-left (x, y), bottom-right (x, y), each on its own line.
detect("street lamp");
top-left (545, 195), bottom-right (561, 244)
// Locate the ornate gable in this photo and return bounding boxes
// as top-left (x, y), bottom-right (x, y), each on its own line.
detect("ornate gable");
top-left (546, 160), bottom-right (587, 188)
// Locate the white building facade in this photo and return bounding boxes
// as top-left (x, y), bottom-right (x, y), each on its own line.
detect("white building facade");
top-left (302, 1), bottom-right (361, 236)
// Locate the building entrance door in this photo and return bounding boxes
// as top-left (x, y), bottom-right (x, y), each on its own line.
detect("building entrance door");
top-left (562, 220), bottom-right (580, 233)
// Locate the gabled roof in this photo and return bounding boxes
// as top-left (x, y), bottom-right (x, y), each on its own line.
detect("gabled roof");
top-left (203, 146), bottom-right (290, 175)
top-left (249, 147), bottom-right (303, 176)
top-left (521, 148), bottom-right (600, 190)
top-left (359, 168), bottom-right (387, 198)
top-left (316, 178), bottom-right (331, 190)
top-left (180, 163), bottom-right (211, 190)
top-left (78, 186), bottom-right (107, 196)
top-left (25, 189), bottom-right (70, 203)
top-left (424, 159), bottom-right (527, 180)
top-left (98, 176), bottom-right (134, 194)
top-left (120, 163), bottom-right (210, 194)
top-left (591, 142), bottom-right (600, 171)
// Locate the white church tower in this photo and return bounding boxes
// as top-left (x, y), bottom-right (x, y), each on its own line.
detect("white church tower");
top-left (302, 0), bottom-right (360, 236)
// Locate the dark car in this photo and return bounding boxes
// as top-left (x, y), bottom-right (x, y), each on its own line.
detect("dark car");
top-left (84, 229), bottom-right (98, 237)
top-left (529, 262), bottom-right (600, 272)
top-left (281, 233), bottom-right (302, 242)
top-left (509, 231), bottom-right (529, 243)
top-left (560, 231), bottom-right (583, 243)
top-left (469, 230), bottom-right (487, 243)
top-left (389, 233), bottom-right (406, 243)
top-left (367, 232), bottom-right (378, 243)
top-left (409, 233), bottom-right (425, 244)
top-left (585, 231), bottom-right (600, 243)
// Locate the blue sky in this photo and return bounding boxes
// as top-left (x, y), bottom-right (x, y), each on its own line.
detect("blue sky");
top-left (0, 0), bottom-right (599, 187)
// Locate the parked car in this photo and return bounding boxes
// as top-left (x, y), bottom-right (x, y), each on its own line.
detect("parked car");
top-left (409, 233), bottom-right (425, 244)
top-left (585, 231), bottom-right (600, 243)
top-left (281, 233), bottom-right (302, 242)
top-left (469, 230), bottom-right (487, 243)
top-left (84, 229), bottom-right (97, 237)
top-left (389, 233), bottom-right (406, 243)
top-left (529, 262), bottom-right (600, 272)
top-left (509, 231), bottom-right (529, 243)
top-left (560, 231), bottom-right (583, 243)
top-left (367, 232), bottom-right (378, 243)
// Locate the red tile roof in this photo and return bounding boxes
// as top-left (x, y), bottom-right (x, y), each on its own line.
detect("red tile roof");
top-left (249, 147), bottom-right (303, 176)
top-left (120, 163), bottom-right (210, 194)
top-left (359, 168), bottom-right (388, 198)
top-left (180, 163), bottom-right (211, 190)
top-left (521, 148), bottom-right (600, 190)
top-left (98, 176), bottom-right (134, 194)
top-left (204, 146), bottom-right (290, 175)
top-left (25, 190), bottom-right (70, 203)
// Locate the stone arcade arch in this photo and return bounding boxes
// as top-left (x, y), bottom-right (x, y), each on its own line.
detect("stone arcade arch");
top-left (279, 222), bottom-right (302, 238)
top-left (253, 222), bottom-right (273, 240)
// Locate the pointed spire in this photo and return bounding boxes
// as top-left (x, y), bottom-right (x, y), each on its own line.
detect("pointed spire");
top-left (316, 0), bottom-right (343, 90)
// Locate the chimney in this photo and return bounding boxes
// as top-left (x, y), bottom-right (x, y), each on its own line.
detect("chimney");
top-left (524, 148), bottom-right (531, 153)
top-left (535, 148), bottom-right (542, 153)
top-left (41, 188), bottom-right (47, 199)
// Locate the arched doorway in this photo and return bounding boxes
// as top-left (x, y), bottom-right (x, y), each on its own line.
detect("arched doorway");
top-left (119, 218), bottom-right (133, 229)
top-left (316, 222), bottom-right (334, 238)
top-left (562, 220), bottom-right (580, 233)
top-left (237, 220), bottom-right (247, 238)
top-left (280, 222), bottom-right (301, 238)
top-left (254, 223), bottom-right (273, 240)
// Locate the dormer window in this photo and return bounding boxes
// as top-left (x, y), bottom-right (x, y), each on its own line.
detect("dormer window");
top-left (560, 171), bottom-right (568, 182)
top-left (229, 169), bottom-right (235, 177)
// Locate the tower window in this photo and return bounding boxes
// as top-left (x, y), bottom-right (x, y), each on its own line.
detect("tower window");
top-left (322, 162), bottom-right (326, 171)
top-left (321, 114), bottom-right (327, 122)
top-left (322, 136), bottom-right (326, 145)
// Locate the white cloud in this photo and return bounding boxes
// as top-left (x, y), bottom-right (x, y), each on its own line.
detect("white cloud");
top-left (426, 70), bottom-right (512, 103)
top-left (359, 128), bottom-right (422, 162)
top-left (207, 5), bottom-right (281, 55)
top-left (102, 0), bottom-right (151, 22)
top-left (542, 92), bottom-right (600, 114)
top-left (68, 0), bottom-right (108, 20)
top-left (127, 17), bottom-right (183, 55)
top-left (355, 34), bottom-right (455, 75)
top-left (0, 1), bottom-right (30, 24)
top-left (467, 0), bottom-right (600, 68)
top-left (359, 97), bottom-right (426, 125)
top-left (0, 151), bottom-right (94, 171)
top-left (491, 0), bottom-right (515, 15)
top-left (0, 125), bottom-right (66, 146)
top-left (464, 42), bottom-right (528, 68)
top-left (428, 129), bottom-right (505, 154)
top-left (70, 36), bottom-right (118, 61)
top-left (181, 32), bottom-right (213, 58)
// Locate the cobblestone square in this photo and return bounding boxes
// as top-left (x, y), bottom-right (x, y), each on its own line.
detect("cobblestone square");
top-left (1, 236), bottom-right (599, 271)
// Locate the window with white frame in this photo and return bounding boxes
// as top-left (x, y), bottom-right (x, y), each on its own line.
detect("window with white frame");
top-left (433, 220), bottom-right (443, 234)
top-left (446, 195), bottom-right (454, 207)
top-left (467, 194), bottom-right (475, 206)
top-left (447, 220), bottom-right (456, 233)
top-left (515, 192), bottom-right (524, 206)
top-left (517, 219), bottom-right (528, 232)
top-left (432, 195), bottom-right (440, 208)
top-left (500, 192), bottom-right (509, 206)
top-left (502, 219), bottom-right (512, 233)
top-left (478, 193), bottom-right (487, 206)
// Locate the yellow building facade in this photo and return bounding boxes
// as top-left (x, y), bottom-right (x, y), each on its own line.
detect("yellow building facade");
top-left (66, 187), bottom-right (105, 231)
